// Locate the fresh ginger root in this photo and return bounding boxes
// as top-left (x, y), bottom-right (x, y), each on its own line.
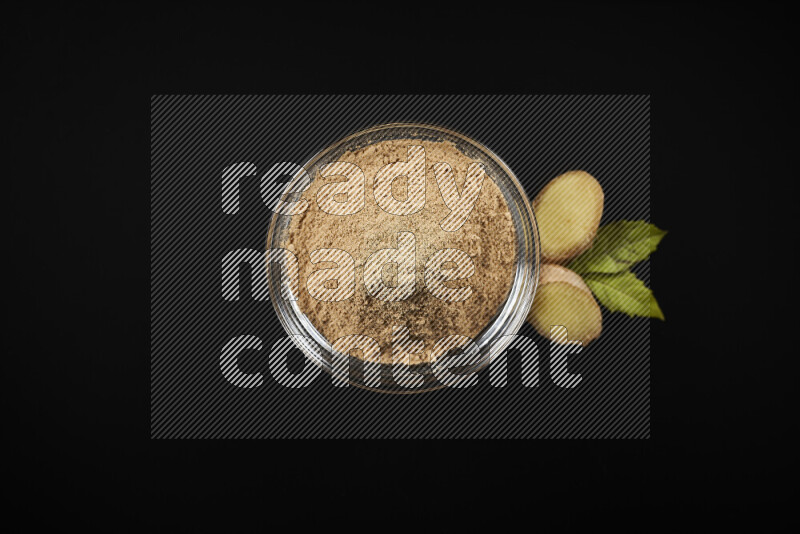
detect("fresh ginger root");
top-left (533, 171), bottom-right (604, 263)
top-left (527, 264), bottom-right (602, 345)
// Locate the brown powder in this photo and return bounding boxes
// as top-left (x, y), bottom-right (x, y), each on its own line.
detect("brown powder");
top-left (284, 139), bottom-right (516, 364)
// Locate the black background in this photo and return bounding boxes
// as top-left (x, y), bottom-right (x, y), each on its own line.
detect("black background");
top-left (3, 3), bottom-right (791, 531)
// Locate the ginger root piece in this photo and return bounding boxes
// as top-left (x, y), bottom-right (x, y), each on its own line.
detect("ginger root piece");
top-left (528, 264), bottom-right (602, 345)
top-left (533, 171), bottom-right (604, 263)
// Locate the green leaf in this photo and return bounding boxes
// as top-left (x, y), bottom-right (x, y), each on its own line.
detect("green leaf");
top-left (584, 271), bottom-right (665, 320)
top-left (568, 221), bottom-right (667, 275)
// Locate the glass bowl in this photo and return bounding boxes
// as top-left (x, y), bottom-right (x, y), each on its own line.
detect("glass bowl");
top-left (266, 123), bottom-right (540, 393)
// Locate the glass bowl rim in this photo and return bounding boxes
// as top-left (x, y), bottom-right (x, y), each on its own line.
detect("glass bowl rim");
top-left (265, 121), bottom-right (540, 394)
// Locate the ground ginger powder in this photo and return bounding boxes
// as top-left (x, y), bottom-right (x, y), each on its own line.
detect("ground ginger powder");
top-left (284, 139), bottom-right (516, 365)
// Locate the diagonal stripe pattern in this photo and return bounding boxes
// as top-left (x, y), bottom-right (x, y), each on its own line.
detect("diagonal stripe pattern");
top-left (151, 95), bottom-right (650, 438)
